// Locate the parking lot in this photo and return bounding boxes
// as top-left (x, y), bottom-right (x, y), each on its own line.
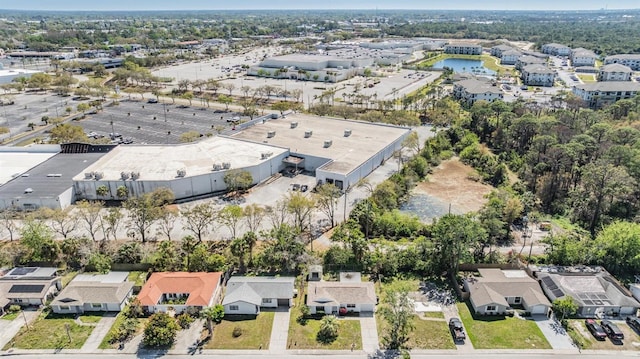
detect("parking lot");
top-left (76, 99), bottom-right (248, 144)
top-left (0, 92), bottom-right (75, 142)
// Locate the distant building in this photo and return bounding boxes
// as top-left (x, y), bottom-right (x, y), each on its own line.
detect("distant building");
top-left (598, 63), bottom-right (633, 82)
top-left (500, 50), bottom-right (522, 65)
top-left (444, 43), bottom-right (482, 55)
top-left (573, 81), bottom-right (640, 108)
top-left (604, 54), bottom-right (640, 71)
top-left (520, 64), bottom-right (556, 87)
top-left (541, 43), bottom-right (571, 56)
top-left (453, 78), bottom-right (504, 105)
top-left (490, 44), bottom-right (514, 58)
top-left (515, 55), bottom-right (547, 71)
top-left (570, 48), bottom-right (598, 67)
top-left (0, 68), bottom-right (42, 85)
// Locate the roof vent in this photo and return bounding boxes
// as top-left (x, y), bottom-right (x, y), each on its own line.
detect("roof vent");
top-left (222, 162), bottom-right (231, 169)
top-left (267, 131), bottom-right (276, 138)
top-left (213, 163), bottom-right (222, 171)
top-left (84, 172), bottom-right (94, 179)
top-left (324, 140), bottom-right (333, 148)
top-left (290, 122), bottom-right (298, 129)
top-left (94, 172), bottom-right (104, 180)
top-left (304, 130), bottom-right (313, 138)
top-left (131, 172), bottom-right (140, 180)
top-left (261, 152), bottom-right (273, 160)
top-left (21, 174), bottom-right (30, 178)
top-left (176, 168), bottom-right (186, 177)
top-left (344, 129), bottom-right (352, 137)
top-left (24, 188), bottom-right (33, 194)
top-left (120, 172), bottom-right (130, 181)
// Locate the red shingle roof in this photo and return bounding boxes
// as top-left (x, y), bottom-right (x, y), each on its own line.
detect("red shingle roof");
top-left (137, 272), bottom-right (222, 307)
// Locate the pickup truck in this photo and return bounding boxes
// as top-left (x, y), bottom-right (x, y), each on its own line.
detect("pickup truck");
top-left (449, 317), bottom-right (466, 342)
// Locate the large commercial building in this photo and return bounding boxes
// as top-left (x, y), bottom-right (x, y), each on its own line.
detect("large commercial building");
top-left (0, 68), bottom-right (42, 84)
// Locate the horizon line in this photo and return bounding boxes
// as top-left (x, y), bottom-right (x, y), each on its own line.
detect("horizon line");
top-left (1, 8), bottom-right (639, 12)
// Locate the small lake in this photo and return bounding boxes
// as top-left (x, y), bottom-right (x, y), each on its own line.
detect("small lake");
top-left (432, 58), bottom-right (495, 75)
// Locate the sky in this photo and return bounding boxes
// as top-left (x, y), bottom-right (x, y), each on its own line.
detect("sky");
top-left (3, 0), bottom-right (640, 11)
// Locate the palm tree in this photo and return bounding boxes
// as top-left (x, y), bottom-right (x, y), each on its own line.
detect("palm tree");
top-left (96, 185), bottom-right (109, 197)
top-left (116, 185), bottom-right (129, 199)
top-left (317, 315), bottom-right (339, 343)
top-left (201, 305), bottom-right (224, 335)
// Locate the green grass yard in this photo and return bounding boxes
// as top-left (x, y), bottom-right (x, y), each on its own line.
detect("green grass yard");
top-left (288, 304), bottom-right (362, 350)
top-left (457, 302), bottom-right (551, 349)
top-left (3, 312), bottom-right (94, 350)
top-left (207, 312), bottom-right (275, 349)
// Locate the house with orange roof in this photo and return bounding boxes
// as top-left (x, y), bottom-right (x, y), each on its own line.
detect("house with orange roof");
top-left (137, 272), bottom-right (223, 314)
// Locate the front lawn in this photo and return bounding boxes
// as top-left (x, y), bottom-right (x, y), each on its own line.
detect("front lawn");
top-left (288, 304), bottom-right (362, 350)
top-left (206, 312), bottom-right (274, 349)
top-left (79, 312), bottom-right (105, 324)
top-left (3, 312), bottom-right (94, 349)
top-left (457, 302), bottom-right (551, 349)
top-left (377, 313), bottom-right (454, 350)
top-left (2, 310), bottom-right (20, 321)
top-left (99, 313), bottom-right (148, 349)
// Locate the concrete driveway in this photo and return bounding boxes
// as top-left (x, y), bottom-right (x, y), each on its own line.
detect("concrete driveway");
top-left (358, 312), bottom-right (379, 353)
top-left (81, 312), bottom-right (118, 352)
top-left (269, 307), bottom-right (290, 352)
top-left (0, 308), bottom-right (39, 349)
top-left (532, 315), bottom-right (578, 350)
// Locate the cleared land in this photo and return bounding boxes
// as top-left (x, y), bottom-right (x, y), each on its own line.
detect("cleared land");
top-left (206, 312), bottom-right (275, 349)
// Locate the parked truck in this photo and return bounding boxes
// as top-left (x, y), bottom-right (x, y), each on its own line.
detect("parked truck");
top-left (449, 317), bottom-right (466, 342)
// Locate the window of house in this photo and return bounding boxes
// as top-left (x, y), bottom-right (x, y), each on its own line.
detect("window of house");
top-left (486, 305), bottom-right (496, 311)
top-left (92, 303), bottom-right (102, 308)
top-left (346, 304), bottom-right (356, 308)
top-left (60, 305), bottom-right (70, 310)
top-left (229, 305), bottom-right (239, 311)
top-left (514, 297), bottom-right (521, 304)
top-left (262, 298), bottom-right (272, 304)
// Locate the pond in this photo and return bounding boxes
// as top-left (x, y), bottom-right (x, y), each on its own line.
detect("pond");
top-left (432, 58), bottom-right (495, 76)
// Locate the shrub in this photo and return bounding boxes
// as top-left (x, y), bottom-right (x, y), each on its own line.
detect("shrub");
top-left (110, 317), bottom-right (138, 343)
top-left (143, 313), bottom-right (180, 347)
top-left (176, 313), bottom-right (195, 329)
top-left (8, 305), bottom-right (21, 313)
top-left (232, 326), bottom-right (243, 338)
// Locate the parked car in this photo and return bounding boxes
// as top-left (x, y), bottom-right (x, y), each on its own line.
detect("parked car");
top-left (147, 98), bottom-right (159, 104)
top-left (601, 320), bottom-right (624, 340)
top-left (584, 319), bottom-right (607, 341)
top-left (449, 318), bottom-right (466, 342)
top-left (626, 316), bottom-right (640, 333)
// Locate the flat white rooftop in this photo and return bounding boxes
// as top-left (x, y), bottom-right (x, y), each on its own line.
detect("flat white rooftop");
top-left (74, 136), bottom-right (288, 181)
top-left (231, 113), bottom-right (409, 176)
top-left (0, 151), bottom-right (57, 186)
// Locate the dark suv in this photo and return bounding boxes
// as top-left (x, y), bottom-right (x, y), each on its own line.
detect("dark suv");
top-left (601, 320), bottom-right (624, 340)
top-left (584, 319), bottom-right (606, 341)
top-left (626, 316), bottom-right (640, 333)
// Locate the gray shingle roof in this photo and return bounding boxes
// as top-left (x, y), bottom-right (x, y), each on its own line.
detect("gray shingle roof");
top-left (51, 281), bottom-right (133, 306)
top-left (600, 63), bottom-right (633, 73)
top-left (455, 78), bottom-right (503, 95)
top-left (222, 276), bottom-right (295, 306)
top-left (522, 64), bottom-right (554, 74)
top-left (574, 81), bottom-right (640, 92)
top-left (466, 269), bottom-right (550, 309)
top-left (306, 281), bottom-right (376, 307)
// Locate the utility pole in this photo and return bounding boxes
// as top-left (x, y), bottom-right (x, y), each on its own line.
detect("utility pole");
top-left (65, 323), bottom-right (72, 342)
top-left (22, 310), bottom-right (29, 330)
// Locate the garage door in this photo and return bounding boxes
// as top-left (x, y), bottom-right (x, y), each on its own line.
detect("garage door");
top-left (530, 305), bottom-right (547, 314)
top-left (277, 298), bottom-right (290, 307)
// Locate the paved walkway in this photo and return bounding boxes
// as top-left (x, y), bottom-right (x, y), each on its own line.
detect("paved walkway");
top-left (0, 309), bottom-right (40, 350)
top-left (269, 308), bottom-right (290, 352)
top-left (532, 315), bottom-right (577, 350)
top-left (358, 312), bottom-right (379, 353)
top-left (173, 318), bottom-right (205, 354)
top-left (81, 312), bottom-right (118, 352)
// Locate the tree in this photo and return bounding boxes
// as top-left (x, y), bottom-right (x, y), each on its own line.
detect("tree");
top-left (20, 218), bottom-right (59, 263)
top-left (87, 253), bottom-right (112, 273)
top-left (272, 101), bottom-right (291, 116)
top-left (124, 188), bottom-right (174, 243)
top-left (286, 192), bottom-right (316, 233)
top-left (218, 94), bottom-right (232, 111)
top-left (152, 240), bottom-right (181, 271)
top-left (96, 185), bottom-right (109, 198)
top-left (553, 296), bottom-right (578, 321)
top-left (243, 204), bottom-right (265, 233)
top-left (592, 221), bottom-right (640, 275)
top-left (42, 207), bottom-right (78, 239)
top-left (27, 72), bottom-right (52, 92)
top-left (265, 199), bottom-right (290, 228)
top-left (180, 235), bottom-right (198, 270)
top-left (77, 103), bottom-right (90, 115)
top-left (257, 224), bottom-right (306, 273)
top-left (314, 183), bottom-right (342, 228)
top-left (143, 313), bottom-right (180, 347)
top-left (181, 203), bottom-right (217, 243)
top-left (223, 170), bottom-right (253, 196)
top-left (230, 236), bottom-right (249, 272)
top-left (219, 204), bottom-right (243, 239)
top-left (201, 304), bottom-right (224, 335)
top-left (380, 282), bottom-right (414, 350)
top-left (0, 208), bottom-right (19, 241)
top-left (76, 200), bottom-right (104, 241)
top-left (101, 207), bottom-right (123, 241)
top-left (49, 123), bottom-right (89, 144)
top-left (156, 205), bottom-right (179, 241)
top-left (430, 214), bottom-right (486, 275)
top-left (116, 185), bottom-right (129, 199)
top-left (116, 242), bottom-right (143, 264)
top-left (317, 315), bottom-right (339, 344)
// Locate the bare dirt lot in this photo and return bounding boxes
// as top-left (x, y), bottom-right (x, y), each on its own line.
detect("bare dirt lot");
top-left (416, 157), bottom-right (492, 211)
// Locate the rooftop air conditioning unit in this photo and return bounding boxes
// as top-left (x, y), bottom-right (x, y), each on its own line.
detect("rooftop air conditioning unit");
top-left (304, 130), bottom-right (313, 138)
top-left (94, 172), bottom-right (104, 180)
top-left (131, 172), bottom-right (140, 180)
top-left (222, 162), bottom-right (231, 169)
top-left (24, 188), bottom-right (33, 194)
top-left (261, 152), bottom-right (273, 160)
top-left (213, 163), bottom-right (222, 171)
top-left (176, 169), bottom-right (187, 177)
top-left (290, 122), bottom-right (298, 129)
top-left (84, 172), bottom-right (94, 179)
top-left (267, 131), bottom-right (276, 138)
top-left (344, 129), bottom-right (352, 137)
top-left (324, 140), bottom-right (333, 148)
top-left (120, 172), bottom-right (130, 181)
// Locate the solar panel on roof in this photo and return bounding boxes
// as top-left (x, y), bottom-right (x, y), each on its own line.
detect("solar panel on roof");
top-left (8, 284), bottom-right (45, 293)
top-left (551, 288), bottom-right (565, 297)
top-left (9, 267), bottom-right (37, 276)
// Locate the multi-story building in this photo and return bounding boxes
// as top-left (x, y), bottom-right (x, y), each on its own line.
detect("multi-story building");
top-left (604, 54), bottom-right (640, 71)
top-left (515, 55), bottom-right (547, 71)
top-left (541, 43), bottom-right (571, 56)
top-left (598, 63), bottom-right (633, 82)
top-left (444, 43), bottom-right (482, 55)
top-left (490, 44), bottom-right (514, 58)
top-left (453, 78), bottom-right (504, 105)
top-left (521, 64), bottom-right (556, 87)
top-left (573, 81), bottom-right (640, 108)
top-left (570, 48), bottom-right (598, 67)
top-left (500, 50), bottom-right (522, 65)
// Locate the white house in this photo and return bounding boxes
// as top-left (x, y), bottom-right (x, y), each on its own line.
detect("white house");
top-left (222, 276), bottom-right (295, 315)
top-left (0, 267), bottom-right (61, 309)
top-left (307, 273), bottom-right (376, 315)
top-left (50, 272), bottom-right (133, 314)
top-left (598, 63), bottom-right (633, 82)
top-left (453, 78), bottom-right (504, 105)
top-left (521, 64), bottom-right (556, 87)
top-left (464, 268), bottom-right (551, 316)
top-left (604, 54), bottom-right (640, 71)
top-left (137, 272), bottom-right (223, 314)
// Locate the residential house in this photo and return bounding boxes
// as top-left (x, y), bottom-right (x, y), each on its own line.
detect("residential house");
top-left (572, 81), bottom-right (640, 109)
top-left (515, 55), bottom-right (546, 71)
top-left (444, 43), bottom-right (482, 55)
top-left (464, 268), bottom-right (551, 315)
top-left (50, 272), bottom-right (133, 314)
top-left (453, 78), bottom-right (504, 105)
top-left (500, 50), bottom-right (522, 65)
top-left (307, 272), bottom-right (376, 315)
top-left (521, 64), bottom-right (556, 87)
top-left (137, 272), bottom-right (223, 314)
top-left (537, 266), bottom-right (640, 318)
top-left (541, 43), bottom-right (571, 56)
top-left (598, 63), bottom-right (633, 82)
top-left (222, 276), bottom-right (295, 315)
top-left (490, 44), bottom-right (514, 58)
top-left (0, 267), bottom-right (61, 310)
top-left (570, 48), bottom-right (598, 67)
top-left (604, 54), bottom-right (640, 71)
